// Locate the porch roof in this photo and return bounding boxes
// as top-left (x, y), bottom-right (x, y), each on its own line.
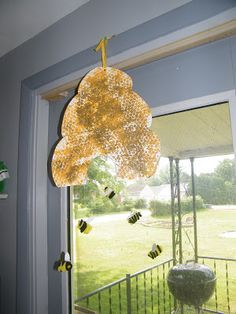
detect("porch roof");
top-left (151, 102), bottom-right (233, 159)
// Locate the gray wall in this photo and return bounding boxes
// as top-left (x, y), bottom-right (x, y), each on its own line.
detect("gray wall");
top-left (0, 0), bottom-right (236, 313)
top-left (128, 37), bottom-right (236, 107)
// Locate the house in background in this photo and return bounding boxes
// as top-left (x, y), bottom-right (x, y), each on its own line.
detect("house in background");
top-left (1, 1), bottom-right (236, 313)
top-left (126, 183), bottom-right (188, 202)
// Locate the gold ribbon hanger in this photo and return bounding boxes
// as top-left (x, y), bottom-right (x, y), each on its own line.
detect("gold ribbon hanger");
top-left (95, 36), bottom-right (114, 68)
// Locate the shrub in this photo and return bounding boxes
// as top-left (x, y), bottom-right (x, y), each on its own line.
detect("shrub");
top-left (120, 199), bottom-right (136, 211)
top-left (150, 195), bottom-right (205, 217)
top-left (134, 199), bottom-right (147, 209)
top-left (149, 200), bottom-right (171, 216)
top-left (180, 195), bottom-right (205, 212)
top-left (90, 198), bottom-right (115, 215)
top-left (73, 203), bottom-right (90, 219)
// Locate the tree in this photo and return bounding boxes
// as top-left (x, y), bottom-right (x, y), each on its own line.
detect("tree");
top-left (195, 158), bottom-right (236, 205)
top-left (214, 159), bottom-right (236, 183)
top-left (73, 157), bottom-right (125, 215)
top-left (147, 164), bottom-right (190, 187)
top-left (195, 174), bottom-right (226, 204)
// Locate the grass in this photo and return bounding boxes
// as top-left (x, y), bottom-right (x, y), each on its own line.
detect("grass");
top-left (72, 209), bottom-right (236, 313)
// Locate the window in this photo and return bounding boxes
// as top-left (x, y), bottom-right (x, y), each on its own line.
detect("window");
top-left (70, 102), bottom-right (236, 313)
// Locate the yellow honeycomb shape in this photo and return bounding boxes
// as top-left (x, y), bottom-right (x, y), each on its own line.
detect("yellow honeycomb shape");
top-left (52, 67), bottom-right (160, 187)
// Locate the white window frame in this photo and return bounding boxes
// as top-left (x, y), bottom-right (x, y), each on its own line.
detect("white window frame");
top-left (29, 95), bottom-right (70, 314)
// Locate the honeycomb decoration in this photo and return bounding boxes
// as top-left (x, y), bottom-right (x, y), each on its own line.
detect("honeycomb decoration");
top-left (51, 37), bottom-right (160, 187)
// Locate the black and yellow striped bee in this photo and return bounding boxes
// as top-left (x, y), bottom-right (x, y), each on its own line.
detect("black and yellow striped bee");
top-left (104, 186), bottom-right (116, 199)
top-left (55, 252), bottom-right (72, 272)
top-left (148, 243), bottom-right (163, 259)
top-left (78, 219), bottom-right (92, 234)
top-left (128, 211), bottom-right (142, 224)
top-left (92, 180), bottom-right (116, 199)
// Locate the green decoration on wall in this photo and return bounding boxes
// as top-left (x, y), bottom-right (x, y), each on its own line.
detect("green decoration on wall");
top-left (0, 161), bottom-right (9, 199)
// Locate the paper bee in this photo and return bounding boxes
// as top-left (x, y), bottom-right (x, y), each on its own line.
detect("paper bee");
top-left (104, 186), bottom-right (116, 199)
top-left (128, 211), bottom-right (142, 224)
top-left (55, 252), bottom-right (72, 272)
top-left (92, 180), bottom-right (116, 199)
top-left (78, 219), bottom-right (93, 234)
top-left (148, 243), bottom-right (163, 259)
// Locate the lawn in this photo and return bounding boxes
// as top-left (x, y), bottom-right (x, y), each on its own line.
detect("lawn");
top-left (72, 209), bottom-right (236, 313)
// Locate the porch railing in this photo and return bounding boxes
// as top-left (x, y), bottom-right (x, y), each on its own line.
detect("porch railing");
top-left (198, 256), bottom-right (236, 314)
top-left (75, 258), bottom-right (174, 314)
top-left (75, 256), bottom-right (236, 314)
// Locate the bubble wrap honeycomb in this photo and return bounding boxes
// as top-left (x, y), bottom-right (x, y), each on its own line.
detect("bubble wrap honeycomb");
top-left (52, 67), bottom-right (160, 187)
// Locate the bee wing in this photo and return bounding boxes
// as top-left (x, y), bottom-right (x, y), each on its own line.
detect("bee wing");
top-left (92, 180), bottom-right (115, 195)
top-left (86, 217), bottom-right (94, 224)
top-left (152, 243), bottom-right (157, 252)
top-left (127, 211), bottom-right (133, 219)
top-left (127, 210), bottom-right (136, 221)
top-left (64, 252), bottom-right (71, 262)
top-left (92, 179), bottom-right (102, 189)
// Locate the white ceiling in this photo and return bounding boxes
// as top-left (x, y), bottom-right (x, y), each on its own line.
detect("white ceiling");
top-left (0, 0), bottom-right (89, 57)
top-left (151, 103), bottom-right (233, 159)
